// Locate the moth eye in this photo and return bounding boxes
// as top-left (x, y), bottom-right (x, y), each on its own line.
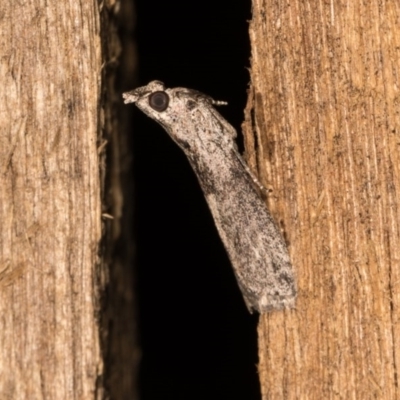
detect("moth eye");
top-left (149, 91), bottom-right (169, 112)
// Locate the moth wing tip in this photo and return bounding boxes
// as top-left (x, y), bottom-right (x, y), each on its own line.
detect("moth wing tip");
top-left (255, 293), bottom-right (297, 313)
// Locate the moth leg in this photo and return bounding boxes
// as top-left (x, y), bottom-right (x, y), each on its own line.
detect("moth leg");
top-left (233, 148), bottom-right (267, 193)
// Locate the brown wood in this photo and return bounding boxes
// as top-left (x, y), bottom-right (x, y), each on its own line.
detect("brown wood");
top-left (243, 0), bottom-right (400, 398)
top-left (0, 2), bottom-right (137, 398)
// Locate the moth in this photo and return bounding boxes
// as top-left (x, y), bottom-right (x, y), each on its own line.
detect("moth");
top-left (123, 81), bottom-right (296, 313)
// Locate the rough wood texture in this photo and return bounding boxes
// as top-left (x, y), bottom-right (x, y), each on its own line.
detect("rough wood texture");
top-left (243, 0), bottom-right (400, 398)
top-left (0, 2), bottom-right (105, 398)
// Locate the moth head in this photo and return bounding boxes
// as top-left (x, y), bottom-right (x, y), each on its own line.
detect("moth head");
top-left (123, 80), bottom-right (226, 122)
top-left (123, 81), bottom-right (229, 150)
top-left (123, 81), bottom-right (175, 126)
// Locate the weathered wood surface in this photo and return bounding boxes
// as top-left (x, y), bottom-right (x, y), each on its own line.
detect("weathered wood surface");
top-left (0, 2), bottom-right (104, 398)
top-left (244, 1), bottom-right (400, 398)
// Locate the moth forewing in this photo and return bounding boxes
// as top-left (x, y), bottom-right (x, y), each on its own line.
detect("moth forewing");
top-left (123, 81), bottom-right (296, 313)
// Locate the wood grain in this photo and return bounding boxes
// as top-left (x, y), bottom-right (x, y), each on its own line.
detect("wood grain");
top-left (243, 0), bottom-right (400, 398)
top-left (0, 2), bottom-right (104, 398)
